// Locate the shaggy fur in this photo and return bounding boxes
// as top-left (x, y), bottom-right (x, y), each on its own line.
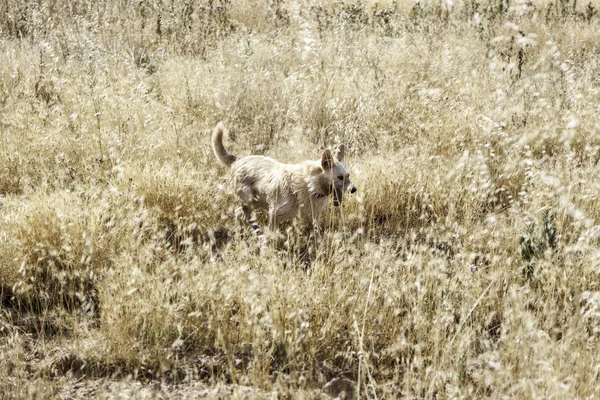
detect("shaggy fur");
top-left (212, 123), bottom-right (357, 234)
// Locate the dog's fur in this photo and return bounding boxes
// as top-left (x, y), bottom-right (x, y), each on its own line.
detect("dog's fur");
top-left (212, 123), bottom-right (357, 234)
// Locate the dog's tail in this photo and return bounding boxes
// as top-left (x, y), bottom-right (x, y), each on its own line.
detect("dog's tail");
top-left (212, 123), bottom-right (236, 167)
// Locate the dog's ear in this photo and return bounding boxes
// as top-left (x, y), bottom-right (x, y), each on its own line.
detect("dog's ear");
top-left (321, 149), bottom-right (334, 169)
top-left (336, 144), bottom-right (346, 162)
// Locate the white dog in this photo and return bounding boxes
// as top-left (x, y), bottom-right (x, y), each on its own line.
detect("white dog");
top-left (212, 123), bottom-right (356, 235)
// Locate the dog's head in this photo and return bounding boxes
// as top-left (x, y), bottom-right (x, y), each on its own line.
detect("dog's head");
top-left (319, 144), bottom-right (357, 207)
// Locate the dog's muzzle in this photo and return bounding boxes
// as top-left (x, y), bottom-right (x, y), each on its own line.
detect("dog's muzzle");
top-left (333, 190), bottom-right (342, 207)
top-left (331, 184), bottom-right (356, 207)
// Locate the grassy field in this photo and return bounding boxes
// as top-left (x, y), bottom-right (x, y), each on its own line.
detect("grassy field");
top-left (2, 0), bottom-right (600, 398)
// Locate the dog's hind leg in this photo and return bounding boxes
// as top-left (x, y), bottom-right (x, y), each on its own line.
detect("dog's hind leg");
top-left (236, 205), bottom-right (263, 235)
top-left (236, 184), bottom-right (265, 235)
top-left (248, 216), bottom-right (263, 235)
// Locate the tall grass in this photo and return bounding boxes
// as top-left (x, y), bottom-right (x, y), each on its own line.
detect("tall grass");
top-left (2, 0), bottom-right (600, 398)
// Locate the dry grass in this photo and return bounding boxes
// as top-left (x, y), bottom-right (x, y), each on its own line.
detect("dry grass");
top-left (2, 0), bottom-right (600, 398)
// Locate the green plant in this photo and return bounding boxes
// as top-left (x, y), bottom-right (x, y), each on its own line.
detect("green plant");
top-left (519, 209), bottom-right (558, 279)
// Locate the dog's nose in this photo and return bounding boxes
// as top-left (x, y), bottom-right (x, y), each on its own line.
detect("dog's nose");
top-left (350, 185), bottom-right (357, 194)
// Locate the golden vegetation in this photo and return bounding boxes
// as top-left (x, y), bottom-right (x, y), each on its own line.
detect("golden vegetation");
top-left (2, 0), bottom-right (600, 397)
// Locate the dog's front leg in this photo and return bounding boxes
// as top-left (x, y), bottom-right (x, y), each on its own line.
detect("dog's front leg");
top-left (302, 217), bottom-right (320, 242)
top-left (268, 208), bottom-right (279, 232)
top-left (308, 220), bottom-right (319, 239)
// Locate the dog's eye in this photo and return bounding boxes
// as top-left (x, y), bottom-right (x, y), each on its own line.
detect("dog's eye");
top-left (337, 175), bottom-right (344, 180)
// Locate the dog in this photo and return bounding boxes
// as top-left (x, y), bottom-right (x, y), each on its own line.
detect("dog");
top-left (212, 123), bottom-right (357, 235)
